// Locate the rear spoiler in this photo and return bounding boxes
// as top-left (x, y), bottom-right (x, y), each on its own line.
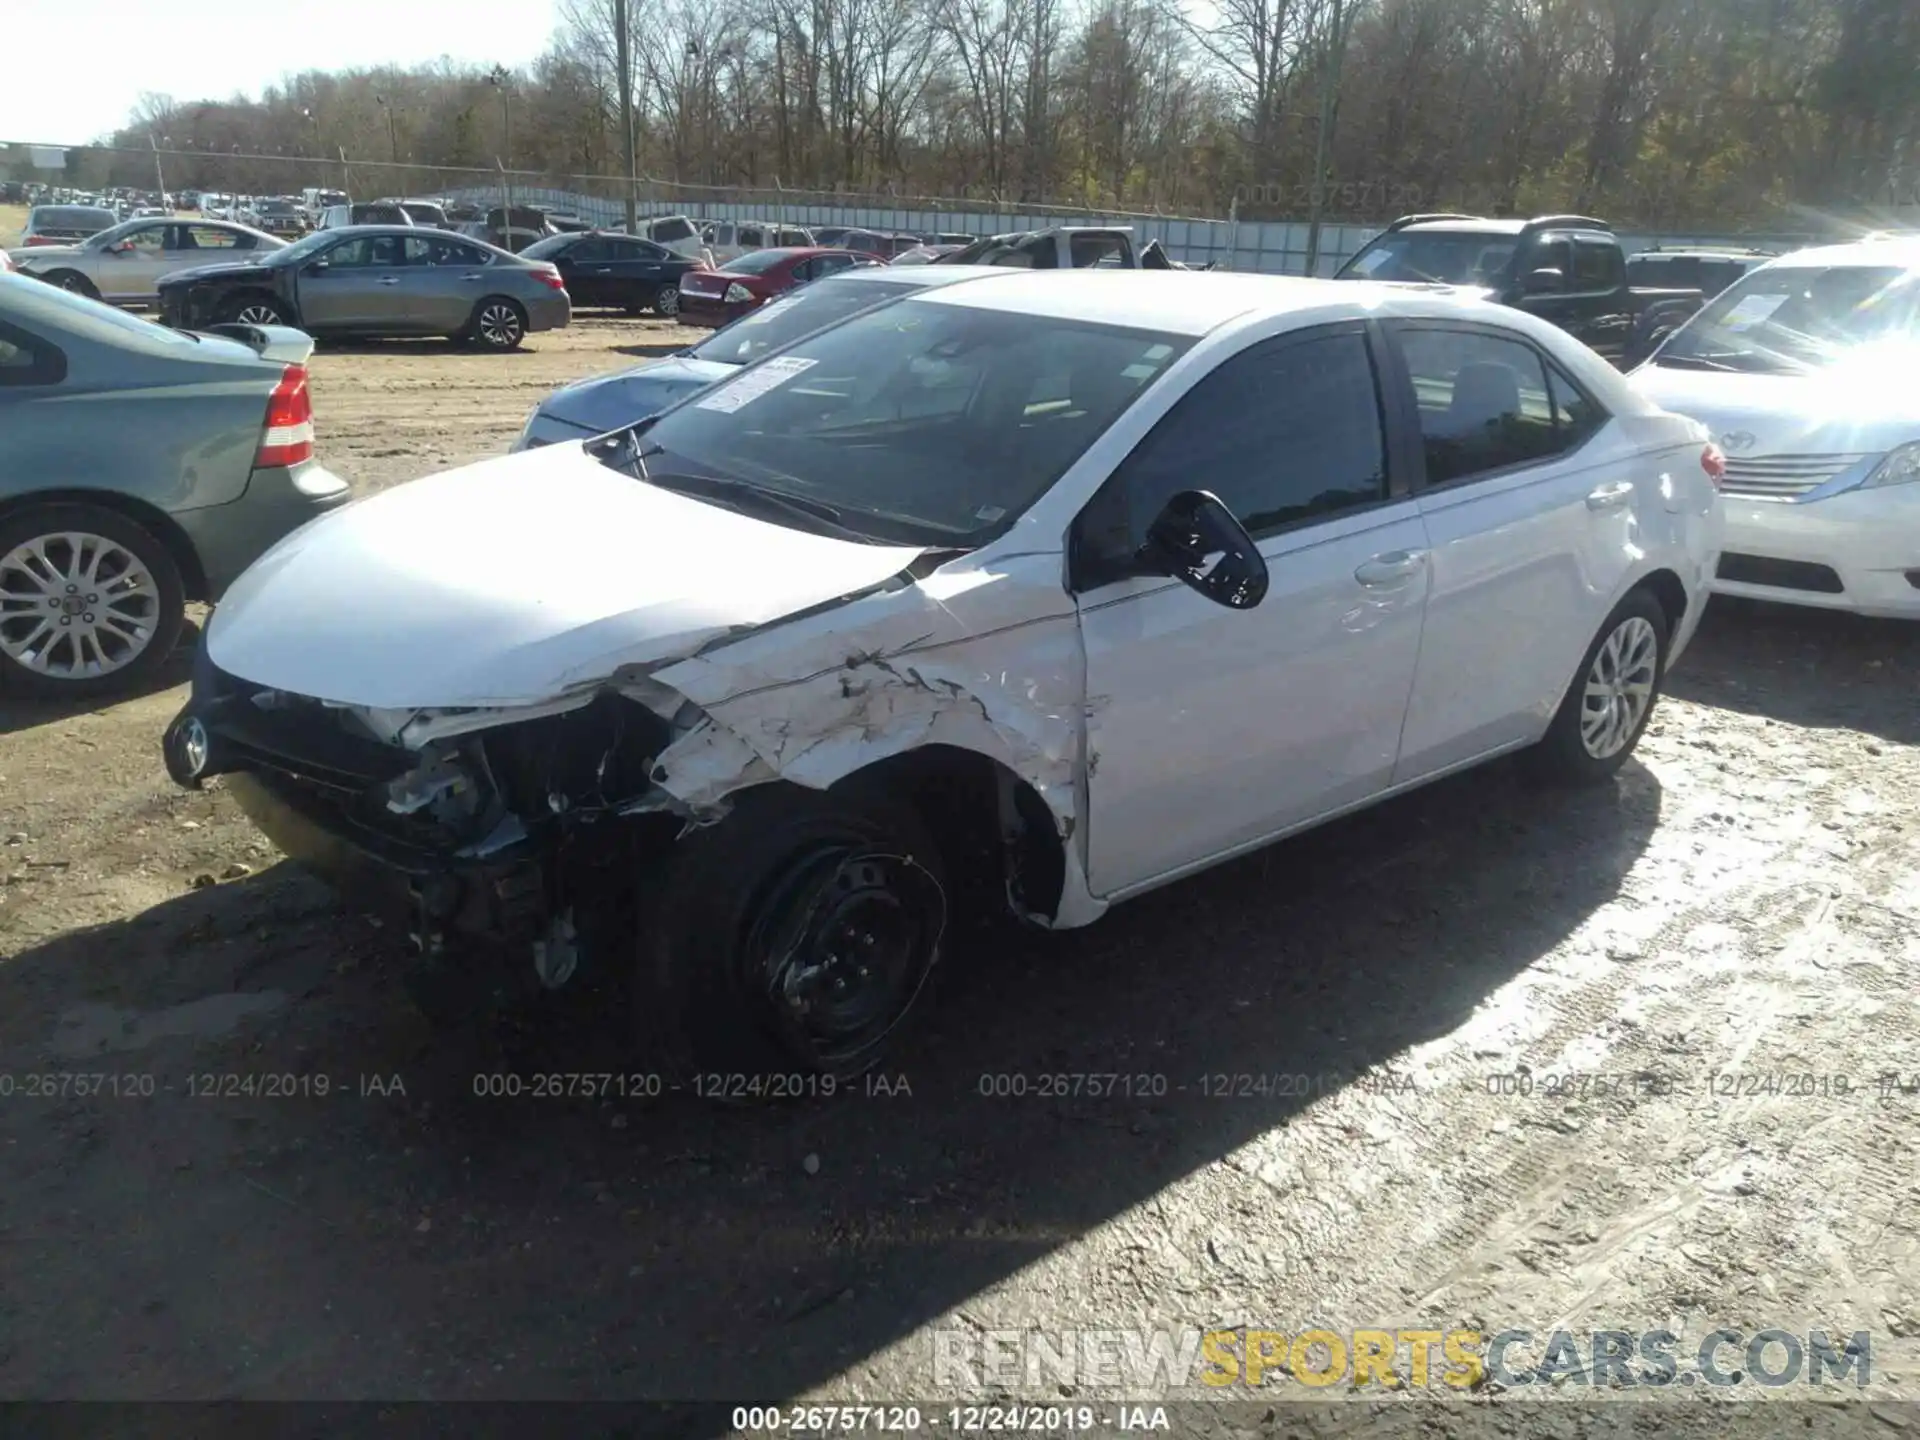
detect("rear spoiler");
top-left (200, 322), bottom-right (315, 367)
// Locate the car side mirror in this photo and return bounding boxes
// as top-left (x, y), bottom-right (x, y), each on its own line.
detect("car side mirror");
top-left (1522, 266), bottom-right (1565, 295)
top-left (1138, 490), bottom-right (1268, 610)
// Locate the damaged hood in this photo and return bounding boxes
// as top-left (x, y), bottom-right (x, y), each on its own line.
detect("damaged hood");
top-left (206, 442), bottom-right (928, 710)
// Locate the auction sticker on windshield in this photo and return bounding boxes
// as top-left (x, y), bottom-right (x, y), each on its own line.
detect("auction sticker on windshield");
top-left (1720, 292), bottom-right (1790, 331)
top-left (694, 355), bottom-right (819, 413)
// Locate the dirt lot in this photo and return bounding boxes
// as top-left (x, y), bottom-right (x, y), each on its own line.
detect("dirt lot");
top-left (3, 269), bottom-right (1920, 1419)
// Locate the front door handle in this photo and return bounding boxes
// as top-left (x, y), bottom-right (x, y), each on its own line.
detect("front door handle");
top-left (377, 276), bottom-right (400, 285)
top-left (1354, 549), bottom-right (1429, 587)
top-left (460, 273), bottom-right (484, 282)
top-left (1586, 481), bottom-right (1635, 511)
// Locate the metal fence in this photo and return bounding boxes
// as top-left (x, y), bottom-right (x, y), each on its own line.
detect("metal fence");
top-left (4, 138), bottom-right (1839, 275)
top-left (448, 184), bottom-right (1833, 275)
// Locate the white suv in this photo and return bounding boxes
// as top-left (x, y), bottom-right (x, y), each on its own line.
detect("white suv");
top-left (164, 272), bottom-right (1720, 1083)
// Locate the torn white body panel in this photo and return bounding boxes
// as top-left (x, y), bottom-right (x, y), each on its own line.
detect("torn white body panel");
top-left (642, 552), bottom-right (1107, 928)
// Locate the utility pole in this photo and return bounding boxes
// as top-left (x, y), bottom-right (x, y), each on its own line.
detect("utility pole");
top-left (616, 0), bottom-right (637, 233)
top-left (376, 95), bottom-right (400, 169)
top-left (489, 67), bottom-right (514, 228)
top-left (148, 133), bottom-right (167, 202)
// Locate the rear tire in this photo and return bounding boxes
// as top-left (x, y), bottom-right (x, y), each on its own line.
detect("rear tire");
top-left (634, 785), bottom-right (948, 1096)
top-left (1522, 588), bottom-right (1669, 786)
top-left (466, 297), bottom-right (527, 351)
top-left (43, 270), bottom-right (98, 299)
top-left (220, 294), bottom-right (290, 326)
top-left (0, 503), bottom-right (186, 700)
top-left (652, 285), bottom-right (680, 319)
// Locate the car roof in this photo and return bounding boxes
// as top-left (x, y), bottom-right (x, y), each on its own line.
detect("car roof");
top-left (913, 269), bottom-right (1531, 336)
top-left (822, 263), bottom-right (1003, 289)
top-left (1753, 237), bottom-right (1920, 270)
top-left (1397, 219), bottom-right (1528, 235)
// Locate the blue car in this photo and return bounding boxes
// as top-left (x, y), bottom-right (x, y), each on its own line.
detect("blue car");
top-left (512, 265), bottom-right (999, 451)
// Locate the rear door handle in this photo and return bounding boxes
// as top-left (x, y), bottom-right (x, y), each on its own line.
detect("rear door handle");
top-left (1586, 481), bottom-right (1635, 510)
top-left (377, 276), bottom-right (400, 285)
top-left (1353, 549), bottom-right (1429, 586)
top-left (460, 273), bottom-right (484, 281)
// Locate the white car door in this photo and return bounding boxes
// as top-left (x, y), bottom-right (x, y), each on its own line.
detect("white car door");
top-left (93, 221), bottom-right (169, 300)
top-left (1072, 322), bottom-right (1433, 898)
top-left (1383, 320), bottom-right (1630, 782)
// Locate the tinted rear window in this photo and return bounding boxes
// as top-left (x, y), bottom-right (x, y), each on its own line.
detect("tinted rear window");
top-left (720, 249), bottom-right (801, 276)
top-left (650, 218), bottom-right (695, 243)
top-left (32, 207), bottom-right (115, 230)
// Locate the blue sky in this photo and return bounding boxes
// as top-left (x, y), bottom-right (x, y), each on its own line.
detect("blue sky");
top-left (4, 0), bottom-right (560, 145)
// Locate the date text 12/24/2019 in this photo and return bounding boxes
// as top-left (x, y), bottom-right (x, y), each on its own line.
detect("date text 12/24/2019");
top-left (731, 1404), bottom-right (1173, 1432)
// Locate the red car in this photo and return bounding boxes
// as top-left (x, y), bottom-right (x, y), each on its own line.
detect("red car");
top-left (676, 247), bottom-right (880, 326)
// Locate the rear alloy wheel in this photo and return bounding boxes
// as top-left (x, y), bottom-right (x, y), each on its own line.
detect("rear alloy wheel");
top-left (45, 270), bottom-right (98, 299)
top-left (1523, 588), bottom-right (1669, 786)
top-left (470, 298), bottom-right (526, 351)
top-left (0, 505), bottom-right (186, 700)
top-left (652, 284), bottom-right (681, 318)
top-left (223, 296), bottom-right (289, 326)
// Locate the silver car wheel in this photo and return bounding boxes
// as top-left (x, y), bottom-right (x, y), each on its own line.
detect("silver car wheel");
top-left (0, 531), bottom-right (159, 680)
top-left (1579, 614), bottom-right (1659, 760)
top-left (477, 302), bottom-right (523, 348)
top-left (234, 302), bottom-right (282, 324)
top-left (656, 286), bottom-right (680, 317)
top-left (53, 272), bottom-right (91, 292)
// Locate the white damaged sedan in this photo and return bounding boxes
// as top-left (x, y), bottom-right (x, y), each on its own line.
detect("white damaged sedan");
top-left (163, 270), bottom-right (1721, 1084)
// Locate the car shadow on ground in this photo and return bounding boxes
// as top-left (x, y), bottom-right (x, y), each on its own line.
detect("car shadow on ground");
top-left (0, 754), bottom-right (1662, 1406)
top-left (0, 620), bottom-right (198, 737)
top-left (1666, 596), bottom-right (1920, 745)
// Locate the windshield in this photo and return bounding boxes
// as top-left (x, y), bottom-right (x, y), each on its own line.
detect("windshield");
top-left (691, 277), bottom-right (923, 366)
top-left (258, 200), bottom-right (297, 214)
top-left (1337, 232), bottom-right (1516, 285)
top-left (274, 231), bottom-right (335, 264)
top-left (719, 249), bottom-right (802, 276)
top-left (633, 298), bottom-right (1194, 546)
top-left (1652, 264), bottom-right (1919, 373)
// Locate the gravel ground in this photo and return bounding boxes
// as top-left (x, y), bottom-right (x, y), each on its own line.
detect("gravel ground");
top-left (2, 293), bottom-right (1919, 1420)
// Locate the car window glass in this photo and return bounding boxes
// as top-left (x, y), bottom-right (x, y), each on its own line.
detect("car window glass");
top-left (401, 237), bottom-right (438, 265)
top-left (325, 237), bottom-right (392, 268)
top-left (1100, 330), bottom-right (1387, 549)
top-left (0, 322), bottom-right (65, 386)
top-left (185, 226), bottom-right (242, 251)
top-left (1573, 239), bottom-right (1622, 289)
top-left (1071, 234), bottom-right (1128, 268)
top-left (651, 218), bottom-right (694, 243)
top-left (813, 254), bottom-right (856, 278)
top-left (427, 239), bottom-right (488, 266)
top-left (1398, 328), bottom-right (1574, 484)
top-left (739, 226), bottom-right (764, 247)
top-left (1546, 361), bottom-right (1606, 446)
top-left (569, 238), bottom-right (610, 262)
top-left (120, 225), bottom-right (165, 253)
top-left (1527, 237), bottom-right (1573, 281)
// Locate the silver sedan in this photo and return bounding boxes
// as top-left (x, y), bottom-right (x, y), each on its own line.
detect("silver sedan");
top-left (10, 218), bottom-right (285, 305)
